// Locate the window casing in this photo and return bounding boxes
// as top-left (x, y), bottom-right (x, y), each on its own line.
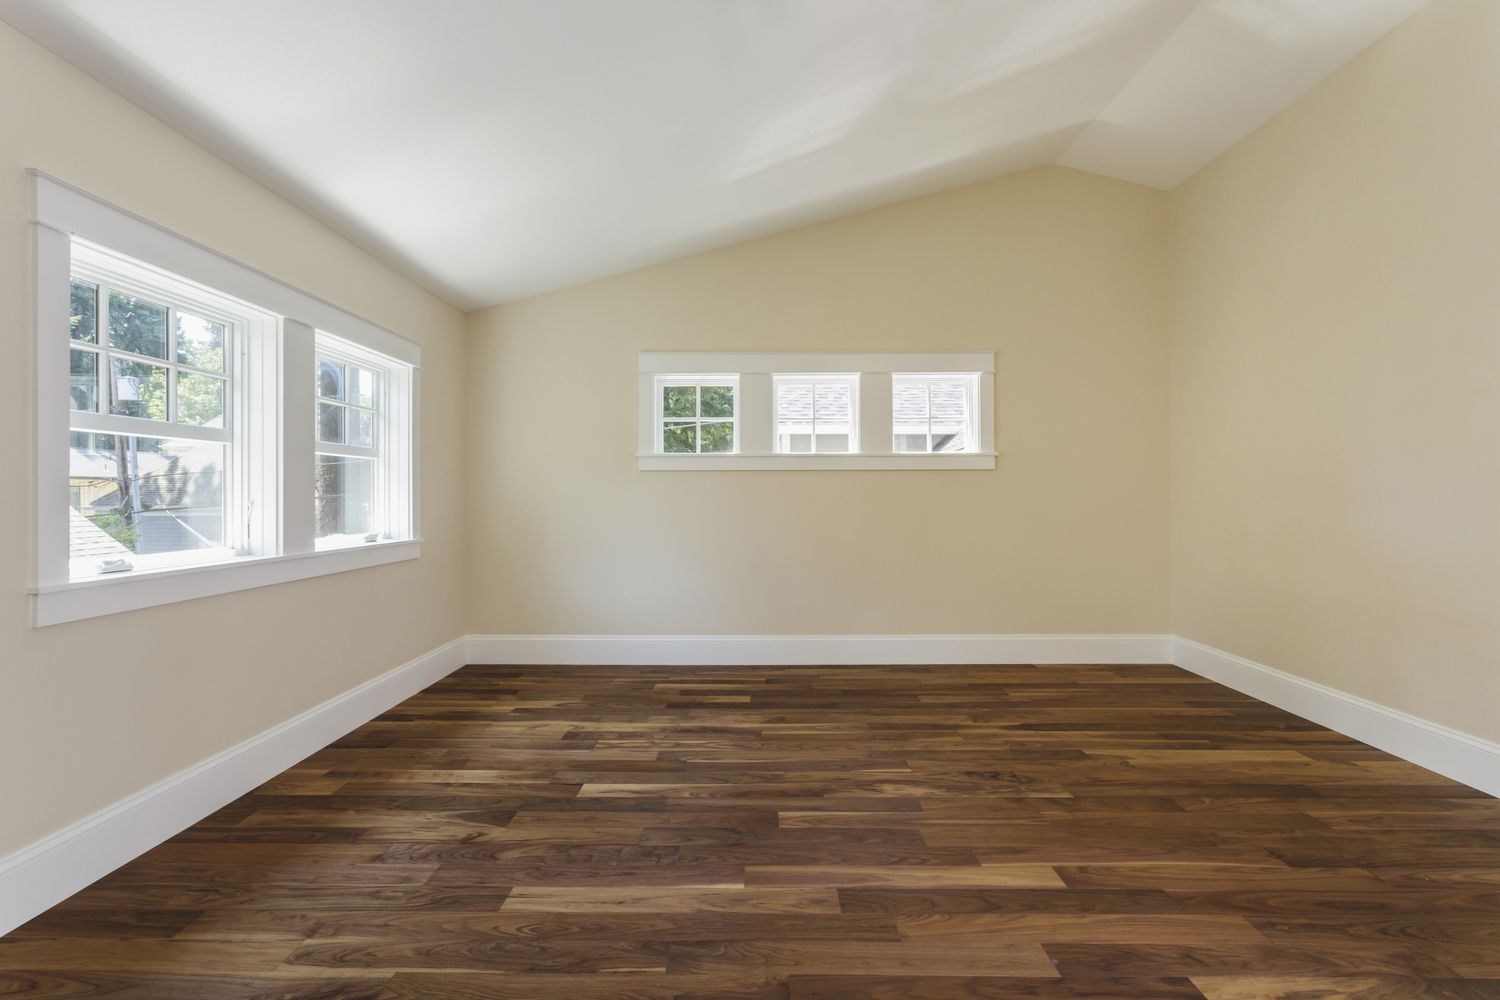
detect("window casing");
top-left (32, 172), bottom-right (421, 626)
top-left (774, 374), bottom-right (859, 453)
top-left (654, 375), bottom-right (739, 454)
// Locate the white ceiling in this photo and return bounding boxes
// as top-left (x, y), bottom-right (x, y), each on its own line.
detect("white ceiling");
top-left (1, 0), bottom-right (1427, 309)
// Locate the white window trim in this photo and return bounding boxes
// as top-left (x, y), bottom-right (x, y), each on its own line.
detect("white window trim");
top-left (638, 351), bottom-right (996, 471)
top-left (31, 171), bottom-right (422, 627)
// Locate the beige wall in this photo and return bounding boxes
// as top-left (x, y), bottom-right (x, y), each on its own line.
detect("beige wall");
top-left (0, 23), bottom-right (467, 857)
top-left (1169, 0), bottom-right (1500, 743)
top-left (466, 167), bottom-right (1171, 636)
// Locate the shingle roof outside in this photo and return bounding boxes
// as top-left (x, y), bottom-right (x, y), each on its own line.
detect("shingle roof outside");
top-left (894, 378), bottom-right (969, 425)
top-left (775, 381), bottom-right (852, 423)
top-left (68, 507), bottom-right (132, 561)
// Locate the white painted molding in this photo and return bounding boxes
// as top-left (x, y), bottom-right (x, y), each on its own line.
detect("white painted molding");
top-left (0, 636), bottom-right (468, 937)
top-left (639, 351), bottom-right (995, 374)
top-left (637, 452), bottom-right (998, 471)
top-left (1171, 636), bottom-right (1500, 798)
top-left (31, 171), bottom-right (421, 366)
top-left (465, 633), bottom-right (1171, 666)
top-left (32, 540), bottom-right (422, 627)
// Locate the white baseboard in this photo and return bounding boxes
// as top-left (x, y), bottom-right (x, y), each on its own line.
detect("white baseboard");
top-left (464, 633), bottom-right (1172, 666)
top-left (0, 636), bottom-right (468, 938)
top-left (1171, 636), bottom-right (1500, 798)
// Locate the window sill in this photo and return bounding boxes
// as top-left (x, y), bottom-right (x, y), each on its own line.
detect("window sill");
top-left (636, 452), bottom-right (998, 471)
top-left (32, 538), bottom-right (421, 627)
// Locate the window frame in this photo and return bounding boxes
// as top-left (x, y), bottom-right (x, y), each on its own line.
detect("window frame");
top-left (772, 372), bottom-right (860, 455)
top-left (638, 351), bottom-right (995, 471)
top-left (64, 241), bottom-right (265, 580)
top-left (653, 374), bottom-right (740, 455)
top-left (313, 334), bottom-right (416, 550)
top-left (31, 171), bottom-right (422, 627)
top-left (891, 372), bottom-right (981, 455)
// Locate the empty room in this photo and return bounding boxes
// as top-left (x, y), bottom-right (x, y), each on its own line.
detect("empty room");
top-left (2, 0), bottom-right (1498, 996)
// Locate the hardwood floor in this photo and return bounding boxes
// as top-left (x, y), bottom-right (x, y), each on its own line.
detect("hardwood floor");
top-left (4, 662), bottom-right (1500, 999)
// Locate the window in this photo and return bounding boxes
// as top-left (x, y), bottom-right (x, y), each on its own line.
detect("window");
top-left (33, 173), bottom-right (422, 626)
top-left (774, 374), bottom-right (857, 453)
top-left (638, 351), bottom-right (994, 471)
top-left (655, 376), bottom-right (738, 454)
top-left (314, 337), bottom-right (412, 549)
top-left (893, 374), bottom-right (979, 453)
top-left (65, 252), bottom-right (245, 578)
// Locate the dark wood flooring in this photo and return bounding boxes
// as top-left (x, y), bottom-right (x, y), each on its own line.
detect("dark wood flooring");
top-left (3, 663), bottom-right (1500, 999)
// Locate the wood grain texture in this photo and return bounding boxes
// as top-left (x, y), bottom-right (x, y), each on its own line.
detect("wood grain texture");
top-left (3, 662), bottom-right (1499, 998)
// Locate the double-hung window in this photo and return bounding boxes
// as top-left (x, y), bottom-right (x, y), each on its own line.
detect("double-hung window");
top-left (65, 246), bottom-right (251, 578)
top-left (34, 173), bottom-right (420, 626)
top-left (774, 374), bottom-right (858, 454)
top-left (314, 337), bottom-right (414, 547)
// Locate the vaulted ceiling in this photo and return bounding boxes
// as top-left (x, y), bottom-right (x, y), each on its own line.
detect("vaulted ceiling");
top-left (1, 0), bottom-right (1427, 308)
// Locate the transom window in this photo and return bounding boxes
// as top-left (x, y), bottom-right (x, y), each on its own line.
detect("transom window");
top-left (774, 374), bottom-right (857, 454)
top-left (893, 374), bottom-right (978, 453)
top-left (636, 350), bottom-right (994, 471)
top-left (656, 376), bottom-right (738, 454)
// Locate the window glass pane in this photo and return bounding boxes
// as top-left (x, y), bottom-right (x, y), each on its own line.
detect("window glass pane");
top-left (932, 431), bottom-right (966, 452)
top-left (70, 279), bottom-right (98, 343)
top-left (177, 371), bottom-right (226, 427)
top-left (350, 407), bottom-right (375, 448)
top-left (109, 358), bottom-right (168, 420)
top-left (71, 431), bottom-right (116, 450)
top-left (69, 434), bottom-right (225, 571)
top-left (662, 385), bottom-right (696, 418)
top-left (176, 313), bottom-right (226, 371)
top-left (315, 454), bottom-right (375, 538)
top-left (700, 385), bottom-right (734, 418)
top-left (69, 349), bottom-right (98, 411)
top-left (814, 382), bottom-right (852, 426)
top-left (318, 401), bottom-right (345, 443)
top-left (107, 291), bottom-right (168, 359)
top-left (774, 382), bottom-right (812, 453)
top-left (929, 382), bottom-right (969, 454)
top-left (894, 431), bottom-right (928, 453)
top-left (662, 422), bottom-right (696, 453)
top-left (892, 381), bottom-right (929, 422)
top-left (317, 359), bottom-right (345, 400)
top-left (775, 382), bottom-right (814, 422)
top-left (701, 420), bottom-right (734, 453)
top-left (350, 367), bottom-right (376, 408)
top-left (814, 432), bottom-right (851, 453)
